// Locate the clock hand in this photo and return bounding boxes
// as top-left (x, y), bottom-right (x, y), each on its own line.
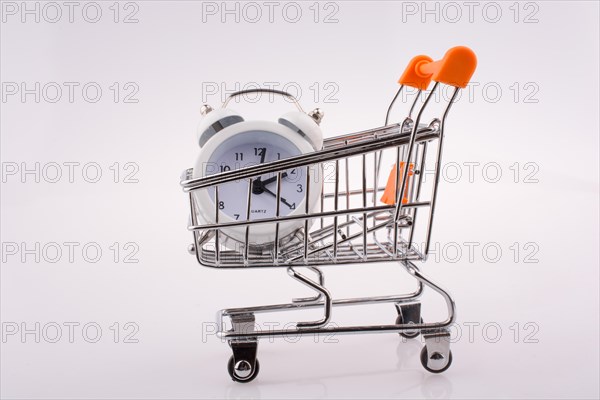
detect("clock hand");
top-left (261, 186), bottom-right (295, 209)
top-left (259, 148), bottom-right (267, 164)
top-left (259, 172), bottom-right (288, 187)
top-left (251, 173), bottom-right (290, 197)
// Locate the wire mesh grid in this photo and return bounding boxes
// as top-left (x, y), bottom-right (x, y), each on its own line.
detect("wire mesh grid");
top-left (181, 119), bottom-right (443, 268)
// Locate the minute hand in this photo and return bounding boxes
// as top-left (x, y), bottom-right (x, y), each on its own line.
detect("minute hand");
top-left (261, 186), bottom-right (295, 209)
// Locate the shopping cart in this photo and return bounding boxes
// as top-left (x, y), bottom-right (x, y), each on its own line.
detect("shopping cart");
top-left (181, 46), bottom-right (477, 382)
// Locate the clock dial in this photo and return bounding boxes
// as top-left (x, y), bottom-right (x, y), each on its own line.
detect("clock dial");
top-left (205, 130), bottom-right (307, 221)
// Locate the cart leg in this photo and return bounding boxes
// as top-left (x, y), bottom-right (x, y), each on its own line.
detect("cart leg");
top-left (287, 267), bottom-right (332, 328)
top-left (400, 261), bottom-right (455, 372)
top-left (401, 260), bottom-right (456, 325)
top-left (292, 267), bottom-right (324, 303)
top-left (395, 301), bottom-right (422, 339)
top-left (420, 329), bottom-right (452, 373)
top-left (227, 313), bottom-right (260, 383)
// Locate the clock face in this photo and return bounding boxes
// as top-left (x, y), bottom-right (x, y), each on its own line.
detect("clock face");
top-left (205, 130), bottom-right (307, 221)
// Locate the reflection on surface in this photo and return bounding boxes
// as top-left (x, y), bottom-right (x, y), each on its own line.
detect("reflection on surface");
top-left (225, 381), bottom-right (262, 400)
top-left (422, 374), bottom-right (453, 399)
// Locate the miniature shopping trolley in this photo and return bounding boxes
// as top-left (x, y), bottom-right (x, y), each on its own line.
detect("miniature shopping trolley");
top-left (181, 47), bottom-right (477, 382)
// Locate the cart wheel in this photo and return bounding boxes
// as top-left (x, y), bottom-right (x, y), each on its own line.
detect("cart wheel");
top-left (227, 356), bottom-right (260, 383)
top-left (420, 346), bottom-right (452, 373)
top-left (396, 315), bottom-right (423, 339)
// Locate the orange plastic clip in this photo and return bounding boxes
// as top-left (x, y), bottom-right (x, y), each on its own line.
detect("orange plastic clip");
top-left (380, 162), bottom-right (414, 205)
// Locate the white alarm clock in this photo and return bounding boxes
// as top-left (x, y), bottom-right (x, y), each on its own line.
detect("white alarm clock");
top-left (192, 90), bottom-right (324, 249)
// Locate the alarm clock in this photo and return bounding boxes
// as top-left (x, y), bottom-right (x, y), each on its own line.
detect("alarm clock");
top-left (192, 90), bottom-right (324, 250)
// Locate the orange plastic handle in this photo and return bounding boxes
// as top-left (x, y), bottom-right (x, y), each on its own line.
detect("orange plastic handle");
top-left (418, 46), bottom-right (477, 88)
top-left (398, 55), bottom-right (434, 90)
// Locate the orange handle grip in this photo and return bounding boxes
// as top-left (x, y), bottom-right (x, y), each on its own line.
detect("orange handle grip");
top-left (398, 55), bottom-right (434, 90)
top-left (418, 46), bottom-right (477, 88)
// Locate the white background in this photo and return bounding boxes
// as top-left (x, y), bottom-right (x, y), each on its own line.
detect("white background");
top-left (1, 1), bottom-right (599, 399)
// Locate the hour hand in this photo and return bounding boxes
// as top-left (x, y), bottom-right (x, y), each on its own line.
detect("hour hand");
top-left (250, 174), bottom-right (287, 195)
top-left (260, 173), bottom-right (288, 187)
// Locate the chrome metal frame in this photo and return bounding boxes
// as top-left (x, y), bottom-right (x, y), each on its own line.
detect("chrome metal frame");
top-left (181, 83), bottom-right (463, 378)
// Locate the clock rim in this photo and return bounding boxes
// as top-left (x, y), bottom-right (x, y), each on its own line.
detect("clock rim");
top-left (192, 120), bottom-right (322, 247)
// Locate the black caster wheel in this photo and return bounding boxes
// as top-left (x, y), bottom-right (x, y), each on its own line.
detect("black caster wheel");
top-left (396, 315), bottom-right (423, 339)
top-left (227, 356), bottom-right (260, 383)
top-left (420, 346), bottom-right (452, 374)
